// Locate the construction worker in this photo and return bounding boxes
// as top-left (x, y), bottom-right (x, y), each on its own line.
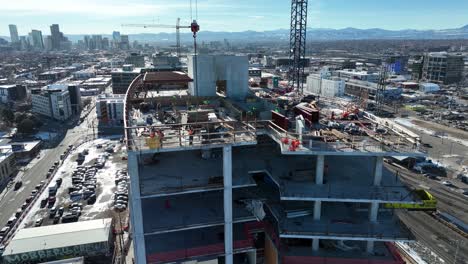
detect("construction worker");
top-left (188, 126), bottom-right (194, 145)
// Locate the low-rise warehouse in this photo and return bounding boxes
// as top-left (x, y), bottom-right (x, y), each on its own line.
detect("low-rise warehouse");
top-left (2, 218), bottom-right (113, 264)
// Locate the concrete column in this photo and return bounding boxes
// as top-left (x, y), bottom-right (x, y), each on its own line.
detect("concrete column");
top-left (312, 238), bottom-right (320, 251)
top-left (313, 201), bottom-right (322, 220)
top-left (315, 155), bottom-right (324, 185)
top-left (369, 202), bottom-right (379, 222)
top-left (313, 155), bottom-right (324, 252)
top-left (223, 146), bottom-right (233, 264)
top-left (366, 241), bottom-right (375, 254)
top-left (128, 153), bottom-right (147, 264)
top-left (373, 156), bottom-right (383, 186)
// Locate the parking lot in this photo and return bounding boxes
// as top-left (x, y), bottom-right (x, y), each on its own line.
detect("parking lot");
top-left (18, 137), bottom-right (128, 229)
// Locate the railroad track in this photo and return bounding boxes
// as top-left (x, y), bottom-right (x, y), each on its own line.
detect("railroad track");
top-left (399, 211), bottom-right (468, 264)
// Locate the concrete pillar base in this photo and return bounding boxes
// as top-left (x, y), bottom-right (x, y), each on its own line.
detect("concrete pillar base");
top-left (373, 156), bottom-right (383, 186)
top-left (314, 201), bottom-right (322, 221)
top-left (316, 155), bottom-right (324, 185)
top-left (369, 202), bottom-right (379, 222)
top-left (312, 239), bottom-right (320, 251)
top-left (366, 241), bottom-right (375, 254)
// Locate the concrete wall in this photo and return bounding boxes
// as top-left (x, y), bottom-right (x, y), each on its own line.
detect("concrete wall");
top-left (188, 55), bottom-right (217, 97)
top-left (306, 75), bottom-right (345, 98)
top-left (188, 55), bottom-right (249, 100)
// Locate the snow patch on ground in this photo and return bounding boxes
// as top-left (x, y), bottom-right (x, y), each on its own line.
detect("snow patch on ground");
top-left (18, 137), bottom-right (125, 229)
top-left (398, 242), bottom-right (445, 264)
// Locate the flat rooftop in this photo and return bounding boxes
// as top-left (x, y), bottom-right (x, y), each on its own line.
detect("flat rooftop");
top-left (3, 218), bottom-right (112, 256)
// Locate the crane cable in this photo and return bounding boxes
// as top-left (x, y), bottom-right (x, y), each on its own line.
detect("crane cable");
top-left (190, 0), bottom-right (193, 21)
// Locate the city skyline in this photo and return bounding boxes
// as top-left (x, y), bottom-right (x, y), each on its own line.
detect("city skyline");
top-left (1, 0), bottom-right (468, 36)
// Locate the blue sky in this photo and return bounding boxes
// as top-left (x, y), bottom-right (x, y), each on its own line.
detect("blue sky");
top-left (1, 0), bottom-right (468, 36)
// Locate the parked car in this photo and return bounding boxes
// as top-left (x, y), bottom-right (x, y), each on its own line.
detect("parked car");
top-left (40, 198), bottom-right (48, 208)
top-left (61, 214), bottom-right (78, 223)
top-left (87, 194), bottom-right (97, 205)
top-left (0, 227), bottom-right (10, 236)
top-left (15, 209), bottom-right (23, 217)
top-left (49, 207), bottom-right (57, 218)
top-left (7, 216), bottom-right (17, 226)
top-left (34, 218), bottom-right (43, 227)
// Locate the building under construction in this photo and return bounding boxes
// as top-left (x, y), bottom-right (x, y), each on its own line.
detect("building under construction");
top-left (124, 55), bottom-right (426, 264)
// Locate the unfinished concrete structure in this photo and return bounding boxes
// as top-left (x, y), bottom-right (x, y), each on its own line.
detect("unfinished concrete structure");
top-left (124, 59), bottom-right (426, 264)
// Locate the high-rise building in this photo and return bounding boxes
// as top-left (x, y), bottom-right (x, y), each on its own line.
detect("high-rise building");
top-left (120, 35), bottom-right (130, 50)
top-left (30, 30), bottom-right (44, 50)
top-left (422, 52), bottom-right (464, 85)
top-left (44, 36), bottom-right (53, 51)
top-left (84, 35), bottom-right (91, 49)
top-left (8, 24), bottom-right (19, 43)
top-left (19, 36), bottom-right (30, 50)
top-left (49, 24), bottom-right (69, 50)
top-left (50, 24), bottom-right (61, 50)
top-left (92, 35), bottom-right (103, 50)
top-left (124, 68), bottom-right (425, 264)
top-left (102, 37), bottom-right (110, 50)
top-left (112, 31), bottom-right (121, 43)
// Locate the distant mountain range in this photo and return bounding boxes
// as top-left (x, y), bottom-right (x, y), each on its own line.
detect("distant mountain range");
top-left (2, 25), bottom-right (468, 44)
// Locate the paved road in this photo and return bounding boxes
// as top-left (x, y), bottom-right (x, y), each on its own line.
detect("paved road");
top-left (0, 109), bottom-right (97, 230)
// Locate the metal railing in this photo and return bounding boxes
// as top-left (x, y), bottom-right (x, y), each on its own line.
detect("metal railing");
top-left (126, 117), bottom-right (425, 155)
top-left (126, 120), bottom-right (258, 151)
top-left (265, 120), bottom-right (425, 155)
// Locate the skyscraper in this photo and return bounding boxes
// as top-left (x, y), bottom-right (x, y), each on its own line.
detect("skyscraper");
top-left (112, 31), bottom-right (121, 42)
top-left (8, 25), bottom-right (19, 43)
top-left (92, 35), bottom-right (103, 50)
top-left (31, 30), bottom-right (44, 50)
top-left (50, 24), bottom-right (65, 50)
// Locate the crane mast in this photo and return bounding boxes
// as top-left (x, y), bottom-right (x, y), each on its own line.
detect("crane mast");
top-left (289, 0), bottom-right (308, 94)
